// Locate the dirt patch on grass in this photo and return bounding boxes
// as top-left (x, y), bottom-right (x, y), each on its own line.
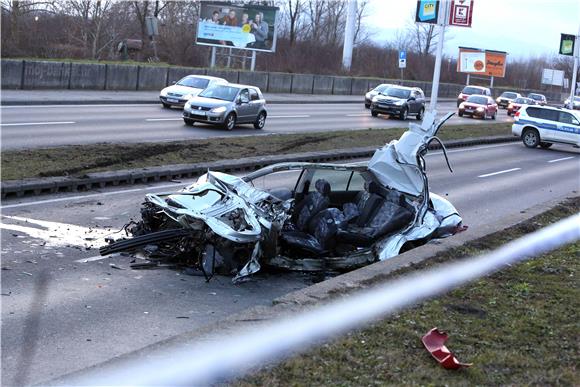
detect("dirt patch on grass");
top-left (237, 197), bottom-right (579, 386)
top-left (1, 123), bottom-right (512, 181)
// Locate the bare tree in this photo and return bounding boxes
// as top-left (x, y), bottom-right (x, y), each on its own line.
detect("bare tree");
top-left (286, 0), bottom-right (302, 46)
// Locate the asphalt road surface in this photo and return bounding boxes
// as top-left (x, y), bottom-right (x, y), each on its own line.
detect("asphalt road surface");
top-left (1, 142), bottom-right (578, 385)
top-left (0, 102), bottom-right (512, 150)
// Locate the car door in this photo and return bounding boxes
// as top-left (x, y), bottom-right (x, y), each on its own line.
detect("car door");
top-left (247, 88), bottom-right (262, 120)
top-left (236, 88), bottom-right (252, 122)
top-left (556, 111), bottom-right (580, 144)
top-left (408, 91), bottom-right (419, 113)
top-left (537, 108), bottom-right (560, 142)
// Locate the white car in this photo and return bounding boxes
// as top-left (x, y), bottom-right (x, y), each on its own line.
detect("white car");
top-left (512, 105), bottom-right (580, 148)
top-left (159, 75), bottom-right (227, 108)
top-left (563, 95), bottom-right (580, 110)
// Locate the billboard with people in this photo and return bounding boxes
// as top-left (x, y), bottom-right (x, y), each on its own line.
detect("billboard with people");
top-left (196, 2), bottom-right (279, 52)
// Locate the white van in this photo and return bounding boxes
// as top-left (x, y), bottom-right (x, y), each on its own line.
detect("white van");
top-left (511, 105), bottom-right (580, 148)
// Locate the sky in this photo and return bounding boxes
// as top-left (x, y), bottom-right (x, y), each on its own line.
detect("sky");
top-left (366, 0), bottom-right (580, 61)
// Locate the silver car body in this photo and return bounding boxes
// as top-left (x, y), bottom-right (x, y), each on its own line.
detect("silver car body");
top-left (365, 83), bottom-right (393, 108)
top-left (159, 75), bottom-right (227, 108)
top-left (101, 111), bottom-right (462, 282)
top-left (182, 83), bottom-right (267, 130)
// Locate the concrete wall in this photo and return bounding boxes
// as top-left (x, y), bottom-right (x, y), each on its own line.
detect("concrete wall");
top-left (105, 64), bottom-right (138, 90)
top-left (22, 61), bottom-right (70, 89)
top-left (0, 59), bottom-right (563, 102)
top-left (70, 63), bottom-right (106, 90)
top-left (1, 60), bottom-right (23, 89)
top-left (268, 72), bottom-right (292, 93)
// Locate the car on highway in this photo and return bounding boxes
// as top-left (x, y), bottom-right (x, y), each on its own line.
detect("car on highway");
top-left (159, 75), bottom-right (227, 108)
top-left (527, 93), bottom-right (547, 106)
top-left (512, 105), bottom-right (580, 148)
top-left (100, 113), bottom-right (463, 282)
top-left (370, 86), bottom-right (425, 120)
top-left (563, 95), bottom-right (580, 110)
top-left (182, 83), bottom-right (267, 130)
top-left (364, 83), bottom-right (392, 108)
top-left (495, 91), bottom-right (522, 109)
top-left (457, 85), bottom-right (491, 107)
top-left (458, 95), bottom-right (497, 119)
top-left (507, 97), bottom-right (536, 116)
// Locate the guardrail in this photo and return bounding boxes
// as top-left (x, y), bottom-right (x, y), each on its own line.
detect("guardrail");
top-left (64, 213), bottom-right (580, 386)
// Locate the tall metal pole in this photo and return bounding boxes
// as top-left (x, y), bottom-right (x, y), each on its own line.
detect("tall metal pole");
top-left (342, 0), bottom-right (357, 71)
top-left (210, 47), bottom-right (216, 68)
top-left (428, 0), bottom-right (448, 113)
top-left (250, 51), bottom-right (256, 71)
top-left (568, 20), bottom-right (580, 109)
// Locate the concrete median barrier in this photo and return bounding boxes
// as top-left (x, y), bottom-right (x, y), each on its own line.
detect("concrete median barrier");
top-left (291, 74), bottom-right (314, 94)
top-left (70, 63), bottom-right (106, 90)
top-left (166, 67), bottom-right (205, 86)
top-left (138, 66), bottom-right (168, 90)
top-left (105, 64), bottom-right (138, 90)
top-left (1, 60), bottom-right (24, 89)
top-left (206, 69), bottom-right (239, 83)
top-left (351, 78), bottom-right (376, 95)
top-left (238, 71), bottom-right (268, 90)
top-left (267, 72), bottom-right (292, 93)
top-left (22, 60), bottom-right (70, 89)
top-left (312, 75), bottom-right (334, 94)
top-left (332, 76), bottom-right (352, 95)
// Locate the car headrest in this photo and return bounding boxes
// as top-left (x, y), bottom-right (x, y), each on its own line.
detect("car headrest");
top-left (314, 179), bottom-right (331, 196)
top-left (367, 181), bottom-right (380, 195)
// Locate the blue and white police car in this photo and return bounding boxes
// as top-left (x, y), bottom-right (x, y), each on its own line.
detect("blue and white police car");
top-left (512, 105), bottom-right (580, 149)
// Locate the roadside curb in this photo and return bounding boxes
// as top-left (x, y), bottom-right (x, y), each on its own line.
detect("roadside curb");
top-left (1, 135), bottom-right (518, 200)
top-left (46, 194), bottom-right (577, 386)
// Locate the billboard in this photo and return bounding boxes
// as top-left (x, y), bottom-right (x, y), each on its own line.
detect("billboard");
top-left (449, 0), bottom-right (473, 27)
top-left (415, 0), bottom-right (440, 24)
top-left (542, 69), bottom-right (565, 86)
top-left (196, 2), bottom-right (279, 52)
top-left (457, 47), bottom-right (507, 78)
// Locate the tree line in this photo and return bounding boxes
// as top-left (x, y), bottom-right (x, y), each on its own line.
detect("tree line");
top-left (1, 0), bottom-right (574, 91)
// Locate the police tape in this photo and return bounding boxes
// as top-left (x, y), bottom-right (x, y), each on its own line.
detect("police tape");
top-left (68, 213), bottom-right (580, 386)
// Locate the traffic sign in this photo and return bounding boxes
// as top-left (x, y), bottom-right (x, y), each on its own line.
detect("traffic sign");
top-left (415, 0), bottom-right (440, 24)
top-left (399, 50), bottom-right (407, 68)
top-left (449, 0), bottom-right (473, 28)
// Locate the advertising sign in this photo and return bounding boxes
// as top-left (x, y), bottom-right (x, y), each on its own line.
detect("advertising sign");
top-left (196, 2), bottom-right (279, 52)
top-left (457, 47), bottom-right (507, 78)
top-left (541, 69), bottom-right (565, 86)
top-left (415, 0), bottom-right (440, 24)
top-left (559, 33), bottom-right (576, 56)
top-left (399, 50), bottom-right (407, 68)
top-left (449, 0), bottom-right (473, 27)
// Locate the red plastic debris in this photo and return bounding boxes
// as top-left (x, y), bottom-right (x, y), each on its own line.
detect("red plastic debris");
top-left (422, 328), bottom-right (472, 370)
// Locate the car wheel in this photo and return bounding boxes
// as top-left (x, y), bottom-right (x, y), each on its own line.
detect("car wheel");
top-left (223, 113), bottom-right (236, 131)
top-left (364, 103), bottom-right (370, 109)
top-left (458, 111), bottom-right (463, 117)
top-left (399, 107), bottom-right (408, 120)
top-left (540, 142), bottom-right (553, 149)
top-left (416, 107), bottom-right (424, 120)
top-left (254, 112), bottom-right (266, 129)
top-left (183, 118), bottom-right (194, 126)
top-left (522, 128), bottom-right (540, 148)
top-left (162, 103), bottom-right (171, 109)
top-left (492, 111), bottom-right (496, 120)
top-left (371, 110), bottom-right (378, 117)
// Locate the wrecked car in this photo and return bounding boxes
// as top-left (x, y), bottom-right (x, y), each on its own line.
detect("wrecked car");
top-left (100, 112), bottom-right (463, 282)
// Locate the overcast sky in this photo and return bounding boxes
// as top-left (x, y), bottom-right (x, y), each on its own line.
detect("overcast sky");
top-left (366, 0), bottom-right (580, 61)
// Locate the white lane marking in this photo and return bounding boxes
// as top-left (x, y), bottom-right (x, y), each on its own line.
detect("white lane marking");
top-left (145, 118), bottom-right (183, 122)
top-left (0, 121), bottom-right (75, 127)
top-left (1, 104), bottom-right (159, 109)
top-left (269, 115), bottom-right (310, 118)
top-left (0, 142), bottom-right (521, 210)
top-left (548, 156), bottom-right (575, 163)
top-left (478, 168), bottom-right (521, 178)
top-left (0, 215), bottom-right (111, 249)
top-left (346, 113), bottom-right (370, 117)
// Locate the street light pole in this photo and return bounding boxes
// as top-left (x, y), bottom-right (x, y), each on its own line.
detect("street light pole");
top-left (342, 0), bottom-right (357, 71)
top-left (568, 20), bottom-right (580, 109)
top-left (428, 0), bottom-right (449, 113)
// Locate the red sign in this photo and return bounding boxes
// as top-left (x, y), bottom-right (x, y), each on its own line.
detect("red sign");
top-left (449, 0), bottom-right (473, 27)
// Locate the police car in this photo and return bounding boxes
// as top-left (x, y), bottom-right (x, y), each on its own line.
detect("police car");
top-left (512, 105), bottom-right (580, 148)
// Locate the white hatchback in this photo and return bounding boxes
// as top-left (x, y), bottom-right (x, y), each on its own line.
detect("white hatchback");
top-left (512, 105), bottom-right (580, 148)
top-left (159, 75), bottom-right (227, 108)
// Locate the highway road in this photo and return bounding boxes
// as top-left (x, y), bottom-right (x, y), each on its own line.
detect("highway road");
top-left (1, 142), bottom-right (578, 385)
top-left (0, 102), bottom-right (512, 150)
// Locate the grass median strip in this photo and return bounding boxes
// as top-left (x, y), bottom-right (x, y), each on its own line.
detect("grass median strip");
top-left (237, 197), bottom-right (579, 386)
top-left (1, 123), bottom-right (512, 180)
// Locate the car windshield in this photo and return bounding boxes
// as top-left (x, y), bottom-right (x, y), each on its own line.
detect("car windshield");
top-left (198, 85), bottom-right (239, 101)
top-left (177, 76), bottom-right (210, 89)
top-left (501, 92), bottom-right (518, 98)
top-left (574, 96), bottom-right (580, 102)
top-left (375, 84), bottom-right (390, 93)
top-left (528, 94), bottom-right (543, 100)
top-left (384, 87), bottom-right (411, 99)
top-left (462, 86), bottom-right (484, 95)
top-left (515, 98), bottom-right (532, 104)
top-left (466, 95), bottom-right (488, 105)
